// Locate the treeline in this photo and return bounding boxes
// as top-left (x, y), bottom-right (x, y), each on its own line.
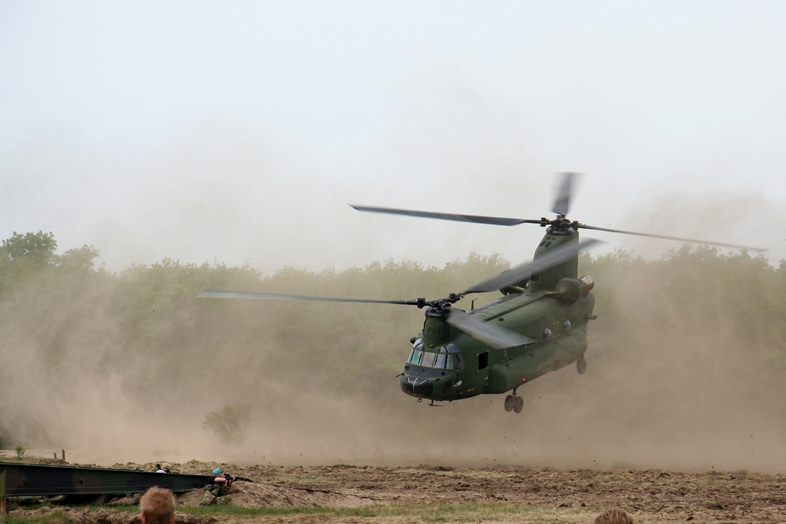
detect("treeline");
top-left (0, 231), bottom-right (512, 447)
top-left (0, 231), bottom-right (784, 453)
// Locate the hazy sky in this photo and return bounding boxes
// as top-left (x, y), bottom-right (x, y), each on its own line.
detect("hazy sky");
top-left (1, 1), bottom-right (785, 276)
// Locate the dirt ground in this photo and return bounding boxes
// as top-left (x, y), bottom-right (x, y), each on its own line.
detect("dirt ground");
top-left (7, 464), bottom-right (786, 524)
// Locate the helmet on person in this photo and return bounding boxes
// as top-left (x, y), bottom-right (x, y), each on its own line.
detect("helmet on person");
top-left (213, 468), bottom-right (223, 475)
top-left (162, 463), bottom-right (172, 472)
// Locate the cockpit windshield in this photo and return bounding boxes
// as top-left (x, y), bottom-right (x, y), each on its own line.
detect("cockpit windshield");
top-left (407, 339), bottom-right (462, 370)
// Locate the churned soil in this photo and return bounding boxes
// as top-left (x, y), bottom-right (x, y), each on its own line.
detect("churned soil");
top-left (7, 464), bottom-right (786, 524)
top-left (227, 465), bottom-right (786, 522)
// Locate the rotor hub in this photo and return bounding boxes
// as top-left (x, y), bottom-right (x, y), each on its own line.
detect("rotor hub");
top-left (425, 306), bottom-right (450, 318)
top-left (423, 292), bottom-right (465, 314)
top-left (541, 216), bottom-right (579, 234)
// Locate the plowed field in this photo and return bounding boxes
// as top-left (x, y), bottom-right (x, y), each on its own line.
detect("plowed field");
top-left (8, 464), bottom-right (786, 524)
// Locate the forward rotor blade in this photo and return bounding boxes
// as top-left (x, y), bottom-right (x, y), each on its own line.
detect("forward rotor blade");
top-left (351, 204), bottom-right (541, 227)
top-left (551, 172), bottom-right (579, 216)
top-left (463, 238), bottom-right (602, 294)
top-left (198, 290), bottom-right (422, 306)
top-left (446, 308), bottom-right (537, 350)
top-left (576, 223), bottom-right (767, 253)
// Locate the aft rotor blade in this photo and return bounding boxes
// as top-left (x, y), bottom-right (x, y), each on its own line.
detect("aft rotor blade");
top-left (551, 172), bottom-right (579, 216)
top-left (463, 238), bottom-right (602, 294)
top-left (576, 223), bottom-right (767, 253)
top-left (198, 290), bottom-right (423, 306)
top-left (447, 308), bottom-right (537, 350)
top-left (351, 204), bottom-right (542, 227)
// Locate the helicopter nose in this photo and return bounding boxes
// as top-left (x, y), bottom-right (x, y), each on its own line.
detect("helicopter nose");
top-left (400, 376), bottom-right (434, 397)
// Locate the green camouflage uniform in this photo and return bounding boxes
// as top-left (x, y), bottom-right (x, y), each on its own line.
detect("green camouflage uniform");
top-left (200, 477), bottom-right (231, 506)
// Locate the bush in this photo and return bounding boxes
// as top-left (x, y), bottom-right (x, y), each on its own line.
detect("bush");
top-left (202, 402), bottom-right (252, 442)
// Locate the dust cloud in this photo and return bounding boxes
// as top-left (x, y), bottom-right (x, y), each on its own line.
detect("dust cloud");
top-left (1, 109), bottom-right (784, 471)
top-left (612, 192), bottom-right (779, 258)
top-left (3, 1), bottom-right (786, 478)
top-left (0, 115), bottom-right (553, 277)
top-left (1, 222), bottom-right (785, 474)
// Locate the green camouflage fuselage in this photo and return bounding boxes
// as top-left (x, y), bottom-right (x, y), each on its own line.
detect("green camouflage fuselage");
top-left (400, 229), bottom-right (595, 401)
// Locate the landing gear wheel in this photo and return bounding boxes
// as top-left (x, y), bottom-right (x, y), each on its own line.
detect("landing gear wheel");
top-left (513, 396), bottom-right (524, 414)
top-left (577, 357), bottom-right (587, 375)
top-left (504, 395), bottom-right (515, 412)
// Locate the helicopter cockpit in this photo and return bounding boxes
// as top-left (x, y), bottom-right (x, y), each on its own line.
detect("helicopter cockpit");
top-left (401, 339), bottom-right (464, 398)
top-left (406, 340), bottom-right (463, 371)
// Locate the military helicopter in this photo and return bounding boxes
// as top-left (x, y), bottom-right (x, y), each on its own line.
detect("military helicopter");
top-left (199, 173), bottom-right (764, 413)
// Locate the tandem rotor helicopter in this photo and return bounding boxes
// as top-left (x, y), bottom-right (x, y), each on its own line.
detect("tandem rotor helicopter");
top-left (200, 173), bottom-right (764, 413)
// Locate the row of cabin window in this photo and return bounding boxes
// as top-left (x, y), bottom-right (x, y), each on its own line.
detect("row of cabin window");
top-left (407, 349), bottom-right (462, 370)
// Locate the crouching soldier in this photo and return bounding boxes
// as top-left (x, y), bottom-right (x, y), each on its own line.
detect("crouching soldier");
top-left (200, 468), bottom-right (233, 506)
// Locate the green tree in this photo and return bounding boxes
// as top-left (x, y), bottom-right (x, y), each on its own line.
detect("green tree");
top-left (0, 231), bottom-right (58, 290)
top-left (0, 231), bottom-right (57, 266)
top-left (202, 402), bottom-right (252, 442)
top-left (56, 245), bottom-right (101, 273)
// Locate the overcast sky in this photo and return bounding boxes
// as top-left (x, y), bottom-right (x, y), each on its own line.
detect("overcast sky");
top-left (1, 1), bottom-right (785, 276)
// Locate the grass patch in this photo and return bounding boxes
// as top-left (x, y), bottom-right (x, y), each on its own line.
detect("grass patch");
top-left (2, 510), bottom-right (72, 524)
top-left (2, 501), bottom-right (586, 524)
top-left (176, 501), bottom-right (547, 521)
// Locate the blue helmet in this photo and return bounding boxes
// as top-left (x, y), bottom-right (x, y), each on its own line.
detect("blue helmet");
top-left (213, 468), bottom-right (223, 475)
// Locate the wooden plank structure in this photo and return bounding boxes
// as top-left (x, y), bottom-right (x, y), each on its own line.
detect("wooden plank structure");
top-left (1, 470), bottom-right (6, 515)
top-left (0, 462), bottom-right (212, 498)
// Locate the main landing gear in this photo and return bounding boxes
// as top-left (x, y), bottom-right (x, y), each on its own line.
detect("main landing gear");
top-left (504, 388), bottom-right (524, 414)
top-left (577, 357), bottom-right (587, 375)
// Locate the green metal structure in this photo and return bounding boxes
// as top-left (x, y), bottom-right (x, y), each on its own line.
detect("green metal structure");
top-left (0, 462), bottom-right (212, 497)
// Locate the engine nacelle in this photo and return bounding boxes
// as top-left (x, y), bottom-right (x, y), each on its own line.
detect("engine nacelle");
top-left (553, 275), bottom-right (594, 304)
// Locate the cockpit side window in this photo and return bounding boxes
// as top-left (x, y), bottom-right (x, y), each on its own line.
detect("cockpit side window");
top-left (442, 343), bottom-right (460, 354)
top-left (408, 349), bottom-right (423, 365)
